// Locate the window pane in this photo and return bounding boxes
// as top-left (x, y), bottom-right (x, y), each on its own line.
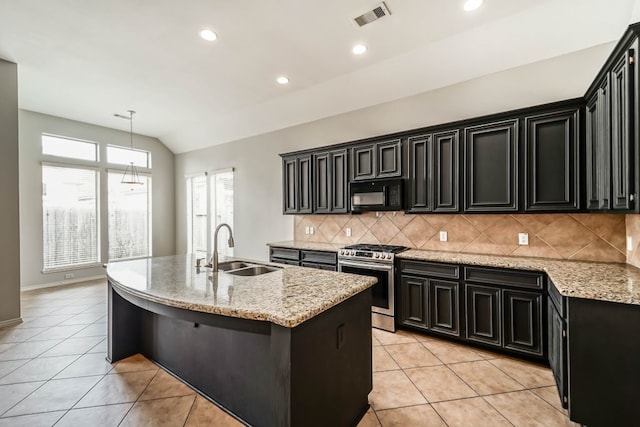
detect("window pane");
top-left (211, 171), bottom-right (234, 258)
top-left (107, 145), bottom-right (150, 168)
top-left (190, 175), bottom-right (208, 256)
top-left (42, 166), bottom-right (99, 270)
top-left (108, 173), bottom-right (151, 260)
top-left (42, 135), bottom-right (97, 161)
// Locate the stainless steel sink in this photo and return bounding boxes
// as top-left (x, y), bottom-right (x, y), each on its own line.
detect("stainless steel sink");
top-left (217, 261), bottom-right (251, 271)
top-left (226, 265), bottom-right (281, 276)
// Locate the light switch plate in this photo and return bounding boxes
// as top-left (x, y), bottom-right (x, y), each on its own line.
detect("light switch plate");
top-left (627, 236), bottom-right (633, 251)
top-left (305, 226), bottom-right (310, 235)
top-left (439, 231), bottom-right (448, 242)
top-left (345, 228), bottom-right (352, 237)
top-left (309, 226), bottom-right (314, 235)
top-left (518, 233), bottom-right (529, 245)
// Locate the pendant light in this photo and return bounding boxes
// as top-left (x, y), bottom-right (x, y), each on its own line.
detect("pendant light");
top-left (115, 110), bottom-right (143, 185)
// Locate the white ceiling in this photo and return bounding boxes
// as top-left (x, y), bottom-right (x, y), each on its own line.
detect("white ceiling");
top-left (0, 0), bottom-right (637, 153)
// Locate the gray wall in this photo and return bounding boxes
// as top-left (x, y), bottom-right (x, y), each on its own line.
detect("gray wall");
top-left (174, 43), bottom-right (615, 262)
top-left (19, 110), bottom-right (176, 288)
top-left (0, 60), bottom-right (20, 322)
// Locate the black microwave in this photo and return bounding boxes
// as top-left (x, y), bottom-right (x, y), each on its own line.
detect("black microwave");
top-left (350, 179), bottom-right (404, 212)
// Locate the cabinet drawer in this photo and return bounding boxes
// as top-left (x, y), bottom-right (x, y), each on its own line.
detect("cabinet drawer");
top-left (547, 279), bottom-right (566, 318)
top-left (270, 247), bottom-right (300, 261)
top-left (464, 267), bottom-right (543, 290)
top-left (301, 261), bottom-right (337, 271)
top-left (300, 250), bottom-right (337, 265)
top-left (400, 260), bottom-right (460, 279)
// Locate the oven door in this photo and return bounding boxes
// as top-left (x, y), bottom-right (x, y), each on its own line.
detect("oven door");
top-left (337, 259), bottom-right (394, 317)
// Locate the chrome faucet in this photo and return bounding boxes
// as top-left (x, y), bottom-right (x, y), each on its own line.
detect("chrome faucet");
top-left (209, 223), bottom-right (235, 272)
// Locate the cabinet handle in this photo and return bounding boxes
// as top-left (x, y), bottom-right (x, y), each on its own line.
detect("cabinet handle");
top-left (562, 329), bottom-right (566, 338)
top-left (563, 396), bottom-right (568, 404)
top-left (630, 194), bottom-right (635, 202)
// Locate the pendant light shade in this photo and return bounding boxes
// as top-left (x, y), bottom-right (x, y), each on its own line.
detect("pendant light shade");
top-left (115, 110), bottom-right (144, 185)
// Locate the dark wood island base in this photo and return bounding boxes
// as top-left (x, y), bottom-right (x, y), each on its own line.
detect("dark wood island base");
top-left (108, 281), bottom-right (373, 427)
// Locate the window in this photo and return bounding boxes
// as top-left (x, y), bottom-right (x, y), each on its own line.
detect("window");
top-left (107, 145), bottom-right (151, 168)
top-left (186, 169), bottom-right (234, 258)
top-left (108, 172), bottom-right (152, 260)
top-left (42, 134), bottom-right (98, 162)
top-left (42, 165), bottom-right (99, 270)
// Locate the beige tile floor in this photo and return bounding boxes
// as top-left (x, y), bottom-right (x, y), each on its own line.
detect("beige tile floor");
top-left (0, 280), bottom-right (577, 426)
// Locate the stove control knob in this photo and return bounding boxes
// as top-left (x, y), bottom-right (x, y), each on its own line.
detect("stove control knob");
top-left (339, 250), bottom-right (344, 256)
top-left (349, 250), bottom-right (354, 256)
top-left (374, 253), bottom-right (380, 258)
top-left (385, 254), bottom-right (392, 259)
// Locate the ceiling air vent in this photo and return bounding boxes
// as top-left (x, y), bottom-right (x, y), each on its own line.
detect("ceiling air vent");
top-left (354, 2), bottom-right (391, 27)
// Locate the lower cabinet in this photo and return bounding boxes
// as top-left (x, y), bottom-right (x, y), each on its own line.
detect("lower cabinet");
top-left (399, 260), bottom-right (545, 359)
top-left (269, 246), bottom-right (337, 271)
top-left (547, 297), bottom-right (568, 409)
top-left (465, 284), bottom-right (501, 347)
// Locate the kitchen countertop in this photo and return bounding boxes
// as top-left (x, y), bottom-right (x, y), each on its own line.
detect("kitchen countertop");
top-left (106, 254), bottom-right (377, 328)
top-left (268, 241), bottom-right (345, 252)
top-left (267, 241), bottom-right (640, 306)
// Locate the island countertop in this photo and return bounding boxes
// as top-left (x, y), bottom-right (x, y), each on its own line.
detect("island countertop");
top-left (106, 254), bottom-right (377, 328)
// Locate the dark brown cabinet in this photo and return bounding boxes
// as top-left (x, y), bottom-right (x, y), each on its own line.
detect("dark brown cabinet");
top-left (547, 295), bottom-right (568, 409)
top-left (586, 77), bottom-right (612, 210)
top-left (282, 154), bottom-right (312, 214)
top-left (313, 148), bottom-right (348, 214)
top-left (503, 289), bottom-right (542, 356)
top-left (407, 130), bottom-right (459, 213)
top-left (524, 109), bottom-right (580, 211)
top-left (351, 139), bottom-right (402, 181)
top-left (463, 120), bottom-right (518, 211)
top-left (465, 284), bottom-right (502, 347)
top-left (269, 247), bottom-right (337, 270)
top-left (399, 260), bottom-right (460, 337)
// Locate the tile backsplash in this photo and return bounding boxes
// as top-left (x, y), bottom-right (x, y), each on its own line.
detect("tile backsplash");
top-left (295, 212), bottom-right (628, 263)
top-left (626, 214), bottom-right (640, 268)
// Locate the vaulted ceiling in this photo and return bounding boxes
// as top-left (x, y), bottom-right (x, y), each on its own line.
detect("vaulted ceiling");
top-left (0, 0), bottom-right (637, 153)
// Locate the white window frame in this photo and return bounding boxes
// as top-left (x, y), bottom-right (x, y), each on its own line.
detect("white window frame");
top-left (186, 168), bottom-right (234, 257)
top-left (107, 168), bottom-right (153, 261)
top-left (41, 161), bottom-right (102, 272)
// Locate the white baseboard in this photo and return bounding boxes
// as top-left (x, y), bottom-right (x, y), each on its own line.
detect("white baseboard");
top-left (0, 318), bottom-right (22, 328)
top-left (21, 274), bottom-right (106, 292)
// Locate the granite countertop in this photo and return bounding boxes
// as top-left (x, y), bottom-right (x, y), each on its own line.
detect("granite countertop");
top-left (106, 254), bottom-right (377, 328)
top-left (399, 249), bottom-right (640, 306)
top-left (266, 241), bottom-right (640, 306)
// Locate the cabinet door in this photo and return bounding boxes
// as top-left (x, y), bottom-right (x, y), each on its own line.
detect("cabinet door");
top-left (331, 149), bottom-right (349, 213)
top-left (525, 109), bottom-right (579, 211)
top-left (464, 120), bottom-right (518, 212)
top-left (297, 155), bottom-right (312, 214)
top-left (465, 284), bottom-right (502, 347)
top-left (282, 157), bottom-right (298, 214)
top-left (433, 130), bottom-right (459, 212)
top-left (313, 152), bottom-right (331, 213)
top-left (429, 279), bottom-right (459, 337)
top-left (407, 135), bottom-right (431, 213)
top-left (351, 144), bottom-right (376, 181)
top-left (547, 299), bottom-right (568, 409)
top-left (610, 49), bottom-right (634, 210)
top-left (585, 78), bottom-right (611, 210)
top-left (503, 290), bottom-right (543, 356)
top-left (399, 276), bottom-right (429, 330)
top-left (376, 139), bottom-right (402, 178)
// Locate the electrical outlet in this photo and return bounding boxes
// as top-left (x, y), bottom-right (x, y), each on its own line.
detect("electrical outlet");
top-left (627, 236), bottom-right (633, 251)
top-left (439, 231), bottom-right (448, 242)
top-left (310, 227), bottom-right (315, 235)
top-left (345, 228), bottom-right (352, 237)
top-left (64, 273), bottom-right (74, 279)
top-left (518, 233), bottom-right (529, 246)
top-left (305, 226), bottom-right (310, 235)
top-left (376, 212), bottom-right (383, 218)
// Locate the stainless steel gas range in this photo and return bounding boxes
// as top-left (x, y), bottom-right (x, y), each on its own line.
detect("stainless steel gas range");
top-left (337, 244), bottom-right (408, 332)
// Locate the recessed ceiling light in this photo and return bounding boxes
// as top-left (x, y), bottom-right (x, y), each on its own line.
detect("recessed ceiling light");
top-left (276, 76), bottom-right (289, 85)
top-left (352, 44), bottom-right (368, 55)
top-left (463, 0), bottom-right (483, 11)
top-left (199, 29), bottom-right (217, 41)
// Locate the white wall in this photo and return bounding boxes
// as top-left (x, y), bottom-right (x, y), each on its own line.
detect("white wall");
top-left (0, 59), bottom-right (20, 322)
top-left (19, 110), bottom-right (175, 288)
top-left (174, 43), bottom-right (615, 262)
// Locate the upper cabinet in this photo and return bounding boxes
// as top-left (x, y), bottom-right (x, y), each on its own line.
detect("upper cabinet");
top-left (464, 119), bottom-right (519, 212)
top-left (351, 138), bottom-right (403, 181)
top-left (524, 108), bottom-right (580, 211)
top-left (585, 34), bottom-right (638, 212)
top-left (407, 130), bottom-right (459, 213)
top-left (313, 148), bottom-right (348, 214)
top-left (282, 154), bottom-right (312, 214)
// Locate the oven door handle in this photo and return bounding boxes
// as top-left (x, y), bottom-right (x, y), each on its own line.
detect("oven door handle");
top-left (338, 260), bottom-right (393, 272)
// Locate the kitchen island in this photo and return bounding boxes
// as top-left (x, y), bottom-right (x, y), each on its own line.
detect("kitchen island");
top-left (106, 254), bottom-right (377, 427)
